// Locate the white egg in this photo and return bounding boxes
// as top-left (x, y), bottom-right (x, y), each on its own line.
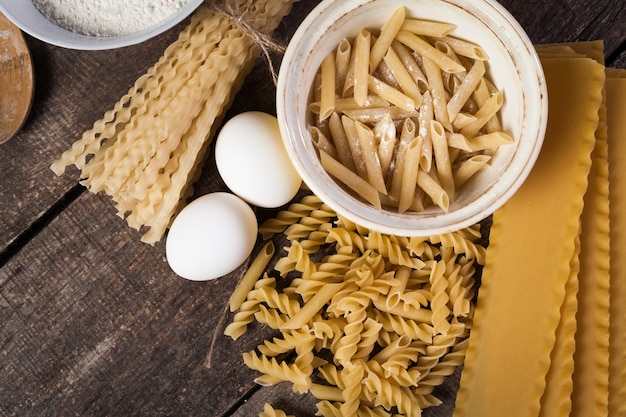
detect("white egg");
top-left (215, 111), bottom-right (302, 208)
top-left (165, 192), bottom-right (258, 281)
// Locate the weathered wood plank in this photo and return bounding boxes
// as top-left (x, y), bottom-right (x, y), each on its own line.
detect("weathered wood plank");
top-left (0, 190), bottom-right (282, 416)
top-left (0, 1), bottom-right (625, 417)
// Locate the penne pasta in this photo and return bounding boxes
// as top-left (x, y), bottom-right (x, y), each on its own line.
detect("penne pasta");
top-left (353, 29), bottom-right (372, 106)
top-left (383, 46), bottom-right (424, 108)
top-left (417, 91), bottom-right (434, 172)
top-left (367, 74), bottom-right (416, 111)
top-left (319, 150), bottom-right (382, 209)
top-left (328, 112), bottom-right (357, 172)
top-left (319, 52), bottom-right (337, 122)
top-left (422, 56), bottom-right (453, 131)
top-left (399, 136), bottom-right (424, 213)
top-left (374, 114), bottom-right (397, 176)
top-left (400, 18), bottom-right (456, 37)
top-left (305, 7), bottom-right (512, 214)
top-left (369, 6), bottom-right (405, 72)
top-left (460, 90), bottom-right (504, 138)
top-left (473, 78), bottom-right (502, 133)
top-left (392, 41), bottom-right (429, 92)
top-left (417, 169), bottom-right (450, 211)
top-left (310, 126), bottom-right (338, 159)
top-left (396, 30), bottom-right (466, 73)
top-left (454, 154), bottom-right (492, 187)
top-left (335, 38), bottom-right (352, 95)
top-left (229, 241), bottom-right (275, 312)
top-left (342, 106), bottom-right (419, 124)
top-left (447, 59), bottom-right (486, 122)
top-left (468, 131), bottom-right (514, 151)
top-left (434, 36), bottom-right (489, 60)
top-left (430, 120), bottom-right (455, 200)
top-left (341, 115), bottom-right (368, 179)
top-left (355, 120), bottom-right (388, 194)
top-left (390, 118), bottom-right (417, 201)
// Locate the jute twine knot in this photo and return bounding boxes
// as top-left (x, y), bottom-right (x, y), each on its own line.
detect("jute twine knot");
top-left (204, 0), bottom-right (287, 85)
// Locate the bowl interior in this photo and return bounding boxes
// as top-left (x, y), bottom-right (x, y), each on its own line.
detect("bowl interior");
top-left (277, 0), bottom-right (547, 236)
top-left (0, 0), bottom-right (203, 50)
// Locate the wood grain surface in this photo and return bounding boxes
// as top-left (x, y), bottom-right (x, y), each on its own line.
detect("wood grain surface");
top-left (1, 1), bottom-right (625, 416)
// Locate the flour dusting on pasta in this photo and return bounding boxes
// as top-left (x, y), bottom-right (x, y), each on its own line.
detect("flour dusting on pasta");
top-left (308, 6), bottom-right (513, 214)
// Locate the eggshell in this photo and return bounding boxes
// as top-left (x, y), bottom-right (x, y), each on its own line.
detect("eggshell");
top-left (165, 192), bottom-right (258, 281)
top-left (215, 111), bottom-right (302, 208)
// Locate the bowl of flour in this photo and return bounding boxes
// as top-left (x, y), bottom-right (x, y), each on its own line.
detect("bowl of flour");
top-left (0, 0), bottom-right (203, 50)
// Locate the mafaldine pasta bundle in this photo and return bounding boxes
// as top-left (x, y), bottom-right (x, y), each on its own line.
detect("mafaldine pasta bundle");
top-left (50, 0), bottom-right (297, 245)
top-left (453, 41), bottom-right (626, 417)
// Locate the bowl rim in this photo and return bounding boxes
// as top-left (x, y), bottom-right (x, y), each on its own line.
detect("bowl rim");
top-left (0, 0), bottom-right (203, 50)
top-left (276, 0), bottom-right (548, 236)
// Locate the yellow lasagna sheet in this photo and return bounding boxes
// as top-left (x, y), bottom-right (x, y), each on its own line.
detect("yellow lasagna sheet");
top-left (453, 54), bottom-right (605, 417)
top-left (606, 72), bottom-right (626, 417)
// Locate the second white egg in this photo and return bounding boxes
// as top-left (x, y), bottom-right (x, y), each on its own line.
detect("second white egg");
top-left (215, 111), bottom-right (302, 208)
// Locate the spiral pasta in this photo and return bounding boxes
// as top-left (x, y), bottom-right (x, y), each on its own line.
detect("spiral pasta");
top-left (223, 190), bottom-right (486, 415)
top-left (51, 0), bottom-right (298, 244)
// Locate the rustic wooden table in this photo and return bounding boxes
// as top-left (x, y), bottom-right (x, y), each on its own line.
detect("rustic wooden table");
top-left (1, 1), bottom-right (624, 416)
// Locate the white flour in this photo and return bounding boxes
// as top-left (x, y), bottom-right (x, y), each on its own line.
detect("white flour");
top-left (32, 0), bottom-right (188, 36)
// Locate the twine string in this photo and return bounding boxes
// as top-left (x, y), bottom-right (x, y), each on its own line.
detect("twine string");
top-left (204, 1), bottom-right (286, 85)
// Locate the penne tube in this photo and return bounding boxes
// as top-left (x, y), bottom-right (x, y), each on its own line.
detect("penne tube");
top-left (383, 47), bottom-right (424, 108)
top-left (430, 120), bottom-right (455, 200)
top-left (422, 56), bottom-right (453, 131)
top-left (400, 18), bottom-right (456, 37)
top-left (454, 154), bottom-right (492, 187)
top-left (319, 150), bottom-right (382, 209)
top-left (310, 126), bottom-right (338, 159)
top-left (468, 131), bottom-right (515, 151)
top-left (310, 96), bottom-right (390, 114)
top-left (473, 78), bottom-right (502, 132)
top-left (460, 90), bottom-right (504, 138)
top-left (282, 282), bottom-right (344, 330)
top-left (341, 115), bottom-right (368, 179)
top-left (447, 59), bottom-right (486, 122)
top-left (417, 91), bottom-right (434, 172)
top-left (342, 106), bottom-right (419, 124)
top-left (396, 30), bottom-right (466, 73)
top-left (229, 241), bottom-right (275, 312)
top-left (452, 112), bottom-right (478, 130)
top-left (328, 112), bottom-right (357, 172)
top-left (353, 29), bottom-right (372, 106)
top-left (399, 136), bottom-right (423, 213)
top-left (417, 169), bottom-right (450, 211)
top-left (319, 52), bottom-right (336, 122)
top-left (386, 266), bottom-right (411, 310)
top-left (434, 36), bottom-right (489, 60)
top-left (367, 74), bottom-right (416, 111)
top-left (446, 131), bottom-right (472, 152)
top-left (342, 40), bottom-right (357, 97)
top-left (392, 41), bottom-right (428, 92)
top-left (372, 335), bottom-right (413, 363)
top-left (374, 114), bottom-right (397, 175)
top-left (355, 120), bottom-right (388, 194)
top-left (335, 38), bottom-right (352, 95)
top-left (369, 6), bottom-right (406, 72)
top-left (390, 118), bottom-right (417, 200)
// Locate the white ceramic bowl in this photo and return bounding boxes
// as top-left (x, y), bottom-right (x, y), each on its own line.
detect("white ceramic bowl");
top-left (0, 0), bottom-right (203, 50)
top-left (277, 0), bottom-right (547, 236)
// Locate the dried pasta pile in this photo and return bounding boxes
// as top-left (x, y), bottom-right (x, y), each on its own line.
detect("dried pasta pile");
top-left (308, 7), bottom-right (512, 213)
top-left (453, 41), bottom-right (626, 417)
top-left (223, 193), bottom-right (486, 416)
top-left (50, 0), bottom-right (297, 244)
